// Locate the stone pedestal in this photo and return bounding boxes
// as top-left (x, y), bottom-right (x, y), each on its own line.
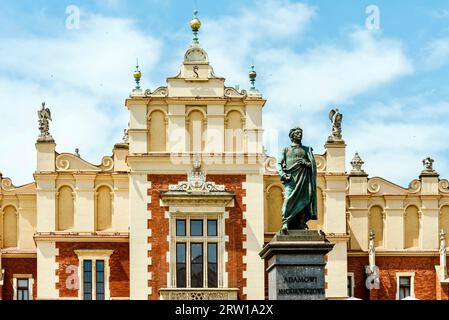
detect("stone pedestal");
top-left (259, 230), bottom-right (334, 300)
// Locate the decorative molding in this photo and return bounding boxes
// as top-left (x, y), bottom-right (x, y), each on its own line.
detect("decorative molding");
top-left (168, 158), bottom-right (225, 193)
top-left (159, 288), bottom-right (239, 300)
top-left (408, 179), bottom-right (422, 194)
top-left (184, 46), bottom-right (209, 64)
top-left (145, 86), bottom-right (168, 98)
top-left (224, 87), bottom-right (247, 99)
top-left (439, 180), bottom-right (449, 194)
top-left (55, 154), bottom-right (114, 172)
top-left (263, 156), bottom-right (277, 175)
top-left (1, 177), bottom-right (14, 191)
top-left (367, 180), bottom-right (381, 194)
top-left (315, 155), bottom-right (327, 172)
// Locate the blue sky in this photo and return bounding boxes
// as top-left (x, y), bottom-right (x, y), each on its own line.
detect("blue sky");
top-left (1, 0), bottom-right (449, 186)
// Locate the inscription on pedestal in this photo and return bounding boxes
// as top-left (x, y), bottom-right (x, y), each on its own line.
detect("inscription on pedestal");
top-left (260, 230), bottom-right (334, 300)
top-left (271, 264), bottom-right (326, 300)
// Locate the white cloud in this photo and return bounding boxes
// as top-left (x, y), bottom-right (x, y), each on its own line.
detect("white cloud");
top-left (345, 98), bottom-right (449, 186)
top-left (0, 14), bottom-right (161, 185)
top-left (423, 36), bottom-right (449, 69)
top-left (193, 1), bottom-right (412, 164)
top-left (200, 0), bottom-right (317, 86)
top-left (261, 30), bottom-right (413, 113)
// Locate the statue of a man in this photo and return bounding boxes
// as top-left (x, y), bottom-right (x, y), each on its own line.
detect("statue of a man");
top-left (277, 127), bottom-right (317, 233)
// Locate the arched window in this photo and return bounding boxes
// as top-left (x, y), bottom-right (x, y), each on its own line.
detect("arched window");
top-left (440, 205), bottom-right (449, 246)
top-left (266, 185), bottom-right (283, 232)
top-left (225, 111), bottom-right (244, 152)
top-left (404, 205), bottom-right (420, 249)
top-left (57, 186), bottom-right (74, 231)
top-left (3, 206), bottom-right (18, 248)
top-left (148, 110), bottom-right (167, 152)
top-left (96, 186), bottom-right (112, 231)
top-left (369, 206), bottom-right (384, 247)
top-left (187, 110), bottom-right (205, 152)
top-left (308, 188), bottom-right (324, 230)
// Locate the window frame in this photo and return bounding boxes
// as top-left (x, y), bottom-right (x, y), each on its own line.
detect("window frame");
top-left (13, 274), bottom-right (33, 300)
top-left (396, 272), bottom-right (415, 300)
top-left (170, 213), bottom-right (224, 289)
top-left (74, 250), bottom-right (114, 300)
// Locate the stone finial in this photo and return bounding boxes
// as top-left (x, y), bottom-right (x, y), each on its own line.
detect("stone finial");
top-left (327, 108), bottom-right (343, 143)
top-left (350, 152), bottom-right (367, 176)
top-left (37, 102), bottom-right (54, 142)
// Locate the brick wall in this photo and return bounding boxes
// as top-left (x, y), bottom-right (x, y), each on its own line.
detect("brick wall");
top-left (147, 174), bottom-right (185, 300)
top-left (348, 255), bottom-right (449, 300)
top-left (147, 174), bottom-right (247, 300)
top-left (55, 242), bottom-right (129, 299)
top-left (1, 258), bottom-right (37, 300)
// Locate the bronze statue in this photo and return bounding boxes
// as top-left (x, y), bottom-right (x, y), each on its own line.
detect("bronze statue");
top-left (277, 127), bottom-right (317, 233)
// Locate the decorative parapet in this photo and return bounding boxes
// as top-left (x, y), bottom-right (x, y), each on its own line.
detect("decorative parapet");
top-left (439, 180), bottom-right (449, 194)
top-left (224, 86), bottom-right (248, 99)
top-left (144, 86), bottom-right (168, 98)
top-left (159, 288), bottom-right (239, 300)
top-left (55, 153), bottom-right (114, 172)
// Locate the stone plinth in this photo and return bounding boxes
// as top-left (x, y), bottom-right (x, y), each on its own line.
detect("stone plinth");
top-left (259, 230), bottom-right (334, 300)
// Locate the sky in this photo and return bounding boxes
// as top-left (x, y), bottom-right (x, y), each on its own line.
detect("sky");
top-left (1, 0), bottom-right (449, 187)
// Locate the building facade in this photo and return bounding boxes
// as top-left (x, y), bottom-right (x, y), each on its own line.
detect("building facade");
top-left (1, 15), bottom-right (448, 300)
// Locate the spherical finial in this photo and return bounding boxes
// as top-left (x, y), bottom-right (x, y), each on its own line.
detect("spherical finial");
top-left (133, 69), bottom-right (142, 80)
top-left (133, 60), bottom-right (142, 90)
top-left (190, 10), bottom-right (201, 31)
top-left (249, 64), bottom-right (257, 90)
top-left (249, 65), bottom-right (257, 81)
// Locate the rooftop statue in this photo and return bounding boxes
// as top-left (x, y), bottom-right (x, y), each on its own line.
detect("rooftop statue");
top-left (277, 127), bottom-right (318, 233)
top-left (327, 108), bottom-right (343, 142)
top-left (37, 102), bottom-right (53, 141)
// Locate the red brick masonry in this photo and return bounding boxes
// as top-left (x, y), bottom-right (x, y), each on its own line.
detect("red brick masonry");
top-left (147, 174), bottom-right (247, 300)
top-left (56, 242), bottom-right (129, 298)
top-left (348, 255), bottom-right (449, 300)
top-left (1, 258), bottom-right (37, 300)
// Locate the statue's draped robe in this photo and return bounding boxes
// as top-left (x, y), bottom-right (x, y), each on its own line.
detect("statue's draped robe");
top-left (277, 144), bottom-right (317, 229)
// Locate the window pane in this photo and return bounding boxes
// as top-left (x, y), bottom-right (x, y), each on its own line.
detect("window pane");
top-left (96, 260), bottom-right (105, 300)
top-left (399, 277), bottom-right (411, 286)
top-left (176, 220), bottom-right (186, 236)
top-left (207, 220), bottom-right (217, 236)
top-left (208, 243), bottom-right (218, 288)
top-left (191, 243), bottom-right (203, 288)
top-left (399, 277), bottom-right (411, 299)
top-left (83, 260), bottom-right (92, 300)
top-left (18, 279), bottom-right (29, 288)
top-left (176, 243), bottom-right (187, 288)
top-left (190, 220), bottom-right (203, 236)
